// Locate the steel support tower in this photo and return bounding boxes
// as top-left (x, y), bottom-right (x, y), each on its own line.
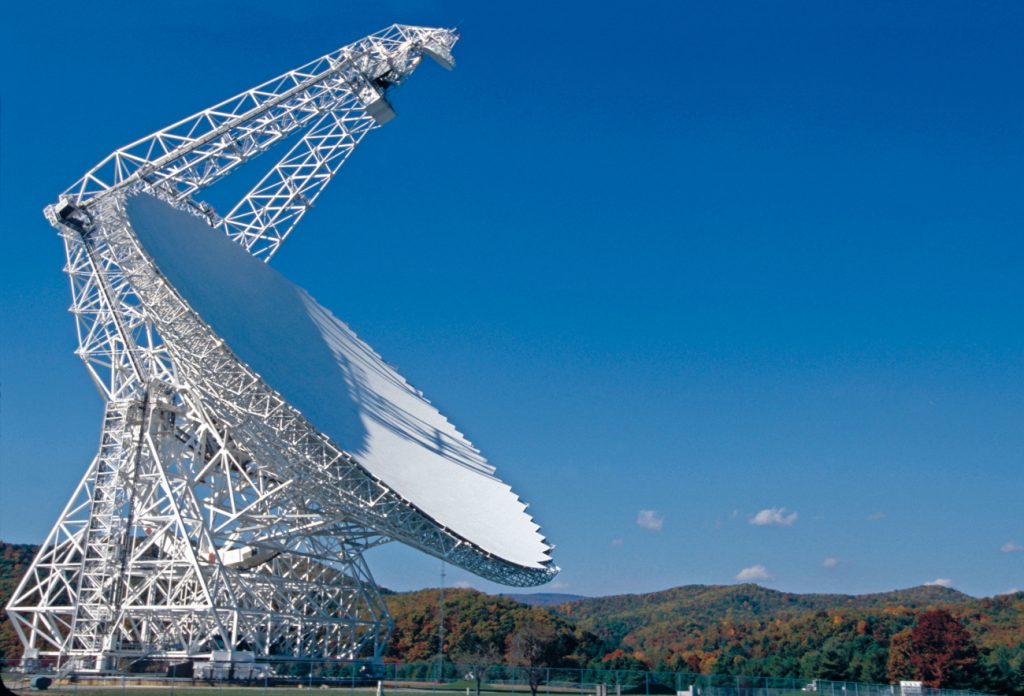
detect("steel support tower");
top-left (6, 25), bottom-right (472, 674)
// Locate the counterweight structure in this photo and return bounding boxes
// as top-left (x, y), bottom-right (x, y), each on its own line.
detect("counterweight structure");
top-left (7, 25), bottom-right (556, 674)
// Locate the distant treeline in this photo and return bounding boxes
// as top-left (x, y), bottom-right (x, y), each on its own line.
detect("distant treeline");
top-left (2, 542), bottom-right (1022, 695)
top-left (385, 584), bottom-right (1024, 696)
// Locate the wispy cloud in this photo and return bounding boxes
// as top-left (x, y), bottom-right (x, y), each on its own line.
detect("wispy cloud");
top-left (736, 564), bottom-right (773, 581)
top-left (749, 507), bottom-right (798, 527)
top-left (1001, 541), bottom-right (1024, 553)
top-left (925, 578), bottom-right (954, 588)
top-left (610, 538), bottom-right (623, 547)
top-left (822, 557), bottom-right (840, 569)
top-left (454, 580), bottom-right (474, 589)
top-left (866, 512), bottom-right (887, 522)
top-left (637, 510), bottom-right (664, 531)
top-left (999, 588), bottom-right (1021, 595)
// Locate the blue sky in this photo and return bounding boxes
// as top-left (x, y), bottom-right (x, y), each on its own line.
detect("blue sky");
top-left (1, 1), bottom-right (1021, 599)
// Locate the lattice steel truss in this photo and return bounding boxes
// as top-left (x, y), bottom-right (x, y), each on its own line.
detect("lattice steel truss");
top-left (7, 24), bottom-right (552, 675)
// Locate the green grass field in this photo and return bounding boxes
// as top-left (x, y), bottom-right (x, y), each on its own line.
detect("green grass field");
top-left (0, 681), bottom-right (589, 696)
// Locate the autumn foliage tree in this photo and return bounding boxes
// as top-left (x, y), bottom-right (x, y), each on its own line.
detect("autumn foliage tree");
top-left (908, 610), bottom-right (979, 688)
top-left (887, 628), bottom-right (916, 683)
top-left (508, 613), bottom-right (575, 696)
top-left (886, 610), bottom-right (980, 688)
top-left (0, 543), bottom-right (37, 661)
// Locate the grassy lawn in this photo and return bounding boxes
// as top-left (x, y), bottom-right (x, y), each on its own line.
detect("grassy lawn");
top-left (0, 684), bottom-right (581, 696)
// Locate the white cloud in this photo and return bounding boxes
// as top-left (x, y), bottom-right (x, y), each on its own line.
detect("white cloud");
top-left (610, 538), bottom-right (623, 547)
top-left (925, 578), bottom-right (954, 588)
top-left (867, 512), bottom-right (886, 522)
top-left (453, 580), bottom-right (474, 589)
top-left (637, 509), bottom-right (664, 531)
top-left (736, 564), bottom-right (773, 582)
top-left (822, 557), bottom-right (840, 569)
top-left (1001, 541), bottom-right (1024, 553)
top-left (999, 588), bottom-right (1021, 595)
top-left (749, 507), bottom-right (798, 527)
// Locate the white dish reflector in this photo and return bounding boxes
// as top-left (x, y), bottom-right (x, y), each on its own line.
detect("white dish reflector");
top-left (126, 193), bottom-right (552, 570)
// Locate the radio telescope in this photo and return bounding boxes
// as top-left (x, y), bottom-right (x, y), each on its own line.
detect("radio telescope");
top-left (6, 25), bottom-right (557, 674)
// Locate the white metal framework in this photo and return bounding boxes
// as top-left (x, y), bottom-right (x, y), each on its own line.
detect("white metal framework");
top-left (7, 24), bottom-right (556, 675)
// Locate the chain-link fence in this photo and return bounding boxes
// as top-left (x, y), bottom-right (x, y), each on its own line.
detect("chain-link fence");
top-left (0, 659), bottom-right (1001, 696)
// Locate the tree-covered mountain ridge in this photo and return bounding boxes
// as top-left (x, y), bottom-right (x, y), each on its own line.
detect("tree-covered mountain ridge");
top-left (389, 582), bottom-right (1022, 666)
top-left (550, 582), bottom-right (1023, 678)
top-left (556, 582), bottom-right (979, 626)
top-left (385, 583), bottom-right (1022, 694)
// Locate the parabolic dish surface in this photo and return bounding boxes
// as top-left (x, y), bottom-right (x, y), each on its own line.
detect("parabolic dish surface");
top-left (125, 192), bottom-right (551, 570)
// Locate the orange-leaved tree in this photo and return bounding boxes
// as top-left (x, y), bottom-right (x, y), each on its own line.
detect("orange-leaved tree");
top-left (908, 610), bottom-right (979, 689)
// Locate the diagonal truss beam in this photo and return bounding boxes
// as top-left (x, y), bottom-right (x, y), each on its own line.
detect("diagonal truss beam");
top-left (219, 105), bottom-right (378, 261)
top-left (62, 24), bottom-right (456, 216)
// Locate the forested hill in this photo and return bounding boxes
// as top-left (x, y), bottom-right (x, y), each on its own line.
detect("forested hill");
top-left (550, 583), bottom-right (1023, 685)
top-left (384, 584), bottom-right (1023, 694)
top-left (556, 582), bottom-right (975, 626)
top-left (2, 542), bottom-right (1022, 695)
